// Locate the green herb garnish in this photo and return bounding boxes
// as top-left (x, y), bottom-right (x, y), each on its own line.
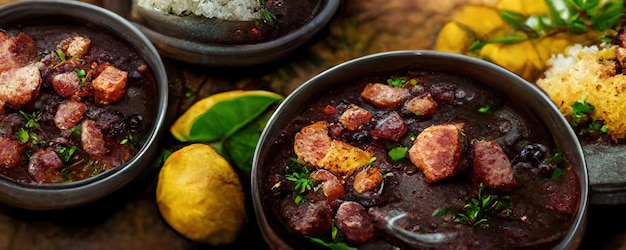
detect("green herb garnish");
top-left (478, 105), bottom-right (491, 113)
top-left (569, 100), bottom-right (593, 126)
top-left (453, 183), bottom-right (512, 228)
top-left (285, 162), bottom-right (313, 205)
top-left (55, 49), bottom-right (66, 61)
top-left (309, 237), bottom-right (356, 250)
top-left (386, 76), bottom-right (404, 87)
top-left (57, 145), bottom-right (78, 162)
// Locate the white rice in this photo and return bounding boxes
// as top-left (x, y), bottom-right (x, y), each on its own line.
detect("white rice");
top-left (137, 0), bottom-right (261, 21)
top-left (537, 44), bottom-right (626, 141)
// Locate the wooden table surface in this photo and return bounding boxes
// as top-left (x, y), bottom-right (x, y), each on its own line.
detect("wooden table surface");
top-left (1, 0), bottom-right (626, 249)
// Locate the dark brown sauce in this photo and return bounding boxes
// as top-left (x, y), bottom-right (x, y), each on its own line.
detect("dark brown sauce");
top-left (0, 25), bottom-right (157, 184)
top-left (261, 70), bottom-right (581, 249)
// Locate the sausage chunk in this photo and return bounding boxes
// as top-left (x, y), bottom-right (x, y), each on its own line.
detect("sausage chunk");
top-left (408, 123), bottom-right (463, 183)
top-left (0, 32), bottom-right (35, 73)
top-left (28, 147), bottom-right (64, 183)
top-left (361, 83), bottom-right (410, 109)
top-left (339, 105), bottom-right (371, 131)
top-left (317, 140), bottom-right (373, 177)
top-left (54, 100), bottom-right (86, 130)
top-left (310, 169), bottom-right (345, 204)
top-left (0, 135), bottom-right (24, 169)
top-left (284, 197), bottom-right (333, 236)
top-left (92, 65), bottom-right (128, 105)
top-left (353, 167), bottom-right (383, 194)
top-left (371, 111), bottom-right (406, 141)
top-left (405, 93), bottom-right (438, 117)
top-left (0, 65), bottom-right (41, 107)
top-left (81, 119), bottom-right (108, 157)
top-left (471, 140), bottom-right (516, 192)
top-left (52, 71), bottom-right (81, 97)
top-left (335, 201), bottom-right (375, 244)
top-left (294, 121), bottom-right (332, 167)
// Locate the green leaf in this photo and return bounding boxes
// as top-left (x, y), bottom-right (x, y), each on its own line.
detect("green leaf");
top-left (189, 95), bottom-right (282, 142)
top-left (309, 237), bottom-right (356, 250)
top-left (388, 147), bottom-right (407, 161)
top-left (222, 111), bottom-right (272, 172)
top-left (590, 1), bottom-right (625, 31)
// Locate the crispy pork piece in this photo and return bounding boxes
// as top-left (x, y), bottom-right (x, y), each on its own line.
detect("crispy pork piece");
top-left (92, 64), bottom-right (128, 105)
top-left (63, 36), bottom-right (92, 58)
top-left (360, 83), bottom-right (410, 109)
top-left (339, 105), bottom-right (371, 131)
top-left (294, 121), bottom-right (332, 167)
top-left (408, 123), bottom-right (463, 183)
top-left (317, 140), bottom-right (373, 177)
top-left (471, 140), bottom-right (516, 192)
top-left (405, 93), bottom-right (438, 117)
top-left (0, 65), bottom-right (42, 107)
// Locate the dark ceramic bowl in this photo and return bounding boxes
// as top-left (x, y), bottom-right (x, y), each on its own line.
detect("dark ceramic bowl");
top-left (0, 0), bottom-right (168, 210)
top-left (252, 50), bottom-right (589, 249)
top-left (101, 0), bottom-right (341, 67)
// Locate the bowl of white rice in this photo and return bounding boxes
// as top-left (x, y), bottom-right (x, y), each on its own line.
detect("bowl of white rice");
top-left (103, 0), bottom-right (342, 67)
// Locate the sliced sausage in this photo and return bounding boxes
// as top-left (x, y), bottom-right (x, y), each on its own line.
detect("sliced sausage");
top-left (310, 169), bottom-right (345, 203)
top-left (471, 140), bottom-right (516, 192)
top-left (339, 105), bottom-right (372, 131)
top-left (54, 100), bottom-right (86, 130)
top-left (0, 135), bottom-right (24, 169)
top-left (353, 167), bottom-right (383, 194)
top-left (81, 119), bottom-right (108, 157)
top-left (408, 123), bottom-right (463, 183)
top-left (361, 83), bottom-right (410, 109)
top-left (371, 111), bottom-right (406, 141)
top-left (405, 93), bottom-right (438, 117)
top-left (0, 32), bottom-right (35, 73)
top-left (335, 201), bottom-right (375, 244)
top-left (294, 121), bottom-right (332, 167)
top-left (0, 65), bottom-right (42, 107)
top-left (28, 147), bottom-right (63, 183)
top-left (52, 71), bottom-right (81, 97)
top-left (92, 64), bottom-right (128, 105)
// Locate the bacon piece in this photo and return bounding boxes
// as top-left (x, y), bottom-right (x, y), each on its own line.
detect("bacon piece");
top-left (471, 140), bottom-right (516, 192)
top-left (360, 83), bottom-right (410, 109)
top-left (81, 119), bottom-right (108, 157)
top-left (335, 201), bottom-right (375, 244)
top-left (0, 65), bottom-right (41, 107)
top-left (0, 135), bottom-right (24, 169)
top-left (28, 147), bottom-right (64, 183)
top-left (408, 123), bottom-right (463, 183)
top-left (54, 100), bottom-right (86, 130)
top-left (0, 32), bottom-right (35, 73)
top-left (92, 65), bottom-right (128, 105)
top-left (310, 169), bottom-right (345, 203)
top-left (405, 93), bottom-right (438, 117)
top-left (371, 111), bottom-right (406, 141)
top-left (339, 105), bottom-right (371, 131)
top-left (317, 140), bottom-right (373, 177)
top-left (353, 167), bottom-right (383, 194)
top-left (294, 121), bottom-right (332, 167)
top-left (52, 71), bottom-right (81, 97)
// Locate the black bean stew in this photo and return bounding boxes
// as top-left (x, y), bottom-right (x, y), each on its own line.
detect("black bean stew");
top-left (262, 70), bottom-right (581, 249)
top-left (0, 25), bottom-right (157, 184)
